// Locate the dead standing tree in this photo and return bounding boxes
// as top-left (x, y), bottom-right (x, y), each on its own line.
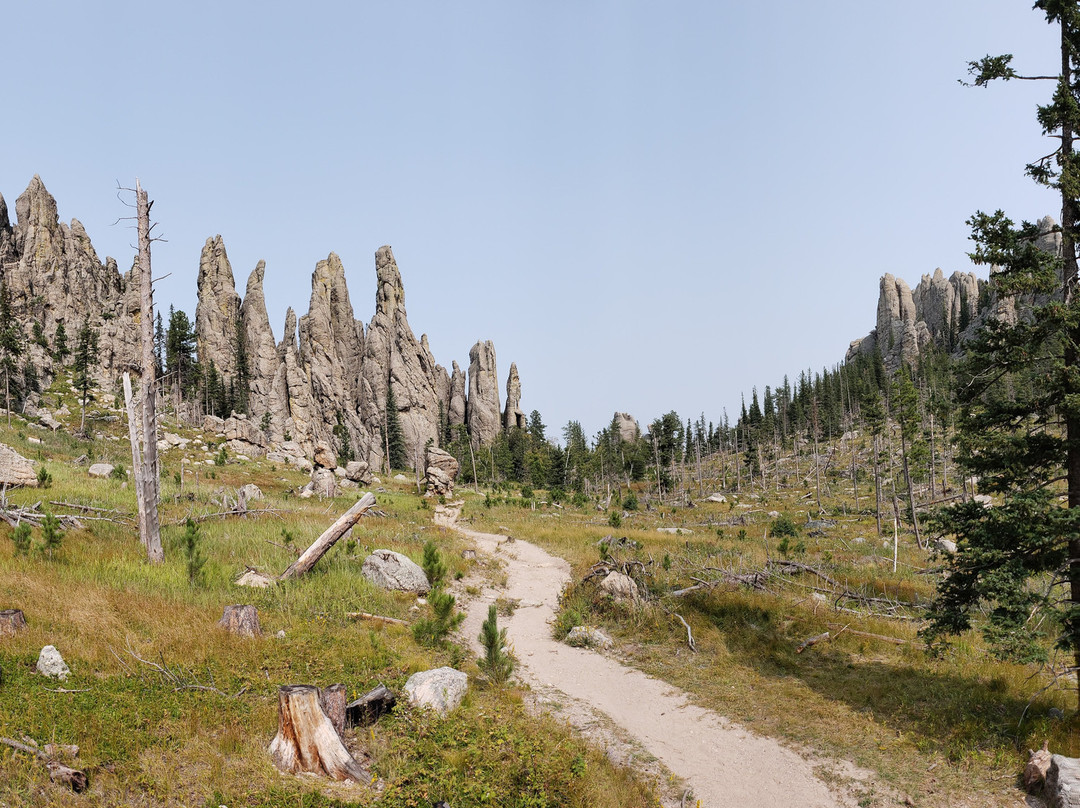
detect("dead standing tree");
top-left (121, 179), bottom-right (163, 563)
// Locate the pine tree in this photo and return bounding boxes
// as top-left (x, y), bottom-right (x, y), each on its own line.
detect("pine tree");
top-left (924, 4), bottom-right (1080, 706)
top-left (0, 282), bottom-right (22, 422)
top-left (154, 311), bottom-right (165, 379)
top-left (383, 383), bottom-right (407, 470)
top-left (477, 603), bottom-right (513, 684)
top-left (53, 322), bottom-right (69, 364)
top-left (72, 322), bottom-right (98, 434)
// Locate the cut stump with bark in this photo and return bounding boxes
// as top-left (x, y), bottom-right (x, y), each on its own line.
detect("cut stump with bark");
top-left (279, 492), bottom-right (376, 580)
top-left (218, 605), bottom-right (261, 637)
top-left (0, 609), bottom-right (27, 637)
top-left (268, 685), bottom-right (365, 782)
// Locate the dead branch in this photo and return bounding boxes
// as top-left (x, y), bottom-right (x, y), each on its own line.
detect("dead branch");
top-left (796, 632), bottom-right (830, 653)
top-left (345, 611), bottom-right (409, 626)
top-left (0, 736), bottom-right (88, 792)
top-left (174, 506), bottom-right (285, 525)
top-left (825, 623), bottom-right (919, 645)
top-left (672, 613), bottom-right (696, 651)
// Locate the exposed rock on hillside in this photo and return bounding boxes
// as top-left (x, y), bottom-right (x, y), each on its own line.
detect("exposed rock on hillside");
top-left (360, 246), bottom-right (444, 468)
top-left (467, 340), bottom-right (501, 446)
top-left (503, 362), bottom-right (526, 431)
top-left (195, 236), bottom-right (242, 379)
top-left (448, 361), bottom-right (467, 429)
top-left (240, 261), bottom-right (280, 429)
top-left (614, 412), bottom-right (639, 443)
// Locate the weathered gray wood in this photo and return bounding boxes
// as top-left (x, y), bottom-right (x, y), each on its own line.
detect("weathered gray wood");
top-left (217, 605), bottom-right (261, 637)
top-left (0, 737), bottom-right (88, 792)
top-left (122, 372), bottom-right (147, 551)
top-left (346, 684), bottom-right (397, 727)
top-left (279, 492), bottom-right (376, 580)
top-left (136, 180), bottom-right (163, 564)
top-left (268, 685), bottom-right (364, 781)
top-left (0, 609), bottom-right (27, 637)
top-left (1047, 754), bottom-right (1080, 808)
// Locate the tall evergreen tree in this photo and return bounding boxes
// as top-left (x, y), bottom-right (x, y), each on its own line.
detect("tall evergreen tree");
top-left (924, 4), bottom-right (1080, 706)
top-left (383, 383), bottom-right (407, 470)
top-left (0, 282), bottom-right (22, 421)
top-left (72, 323), bottom-right (98, 434)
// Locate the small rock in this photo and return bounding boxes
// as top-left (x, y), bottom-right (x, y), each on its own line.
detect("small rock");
top-left (26, 436), bottom-right (41, 445)
top-left (36, 645), bottom-right (70, 680)
top-left (599, 571), bottom-right (640, 604)
top-left (276, 629), bottom-right (286, 639)
top-left (461, 549), bottom-right (476, 560)
top-left (934, 538), bottom-right (957, 555)
top-left (393, 474), bottom-right (408, 482)
top-left (88, 463), bottom-right (114, 479)
top-left (657, 527), bottom-right (692, 535)
top-left (566, 626), bottom-right (614, 650)
top-left (705, 493), bottom-right (726, 503)
top-left (235, 569), bottom-right (275, 588)
top-left (405, 667), bottom-right (468, 716)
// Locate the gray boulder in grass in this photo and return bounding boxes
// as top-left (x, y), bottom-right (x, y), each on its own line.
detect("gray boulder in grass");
top-left (36, 645), bottom-right (70, 680)
top-left (361, 549), bottom-right (430, 593)
top-left (405, 667), bottom-right (468, 716)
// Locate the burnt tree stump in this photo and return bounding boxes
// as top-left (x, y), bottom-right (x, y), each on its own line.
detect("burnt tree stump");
top-left (218, 605), bottom-right (261, 637)
top-left (0, 610), bottom-right (26, 638)
top-left (268, 685), bottom-right (365, 781)
top-left (346, 684), bottom-right (397, 727)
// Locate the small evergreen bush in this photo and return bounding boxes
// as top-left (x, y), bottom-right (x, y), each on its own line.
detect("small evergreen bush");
top-left (478, 603), bottom-right (513, 684)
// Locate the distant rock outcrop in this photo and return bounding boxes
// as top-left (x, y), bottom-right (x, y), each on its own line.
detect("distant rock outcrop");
top-left (448, 361), bottom-right (467, 428)
top-left (503, 362), bottom-right (526, 431)
top-left (614, 412), bottom-right (639, 443)
top-left (240, 261), bottom-right (280, 434)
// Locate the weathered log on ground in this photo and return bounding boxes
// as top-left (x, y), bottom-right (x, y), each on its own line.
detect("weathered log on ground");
top-left (1046, 753), bottom-right (1080, 807)
top-left (217, 605), bottom-right (261, 637)
top-left (346, 684), bottom-right (397, 727)
top-left (319, 683), bottom-right (346, 737)
top-left (279, 492), bottom-right (377, 580)
top-left (795, 632), bottom-right (830, 653)
top-left (1026, 741), bottom-right (1052, 793)
top-left (345, 611), bottom-right (408, 626)
top-left (0, 736), bottom-right (88, 792)
top-left (0, 609), bottom-right (27, 637)
top-left (268, 685), bottom-right (365, 781)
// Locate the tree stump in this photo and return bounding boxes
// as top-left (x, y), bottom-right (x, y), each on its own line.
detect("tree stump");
top-left (0, 609), bottom-right (26, 638)
top-left (346, 683), bottom-right (397, 727)
top-left (319, 683), bottom-right (346, 737)
top-left (217, 605), bottom-right (260, 637)
top-left (268, 685), bottom-right (365, 781)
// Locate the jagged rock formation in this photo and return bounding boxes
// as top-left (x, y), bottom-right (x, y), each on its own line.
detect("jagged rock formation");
top-left (359, 247), bottom-right (444, 468)
top-left (503, 362), bottom-right (526, 430)
top-left (847, 215), bottom-right (1064, 369)
top-left (0, 176), bottom-right (133, 382)
top-left (0, 177), bottom-right (524, 471)
top-left (467, 340), bottom-right (501, 445)
top-left (195, 236), bottom-right (242, 379)
top-left (848, 270), bottom-right (984, 369)
top-left (448, 361), bottom-right (467, 428)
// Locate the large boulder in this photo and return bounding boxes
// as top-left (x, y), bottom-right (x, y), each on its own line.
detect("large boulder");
top-left (310, 467), bottom-right (338, 498)
top-left (404, 667), bottom-right (468, 716)
top-left (0, 444), bottom-right (36, 487)
top-left (344, 460), bottom-right (373, 484)
top-left (424, 446), bottom-right (460, 497)
top-left (362, 550), bottom-right (430, 593)
top-left (314, 442), bottom-right (337, 469)
top-left (88, 462), bottom-right (114, 479)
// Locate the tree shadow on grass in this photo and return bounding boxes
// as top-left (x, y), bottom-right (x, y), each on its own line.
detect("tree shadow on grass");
top-left (688, 594), bottom-right (1056, 760)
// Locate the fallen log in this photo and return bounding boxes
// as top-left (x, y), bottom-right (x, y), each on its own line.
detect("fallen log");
top-left (0, 736), bottom-right (88, 792)
top-left (279, 492), bottom-right (377, 580)
top-left (268, 684), bottom-right (365, 781)
top-left (345, 611), bottom-right (409, 626)
top-left (346, 684), bottom-right (396, 727)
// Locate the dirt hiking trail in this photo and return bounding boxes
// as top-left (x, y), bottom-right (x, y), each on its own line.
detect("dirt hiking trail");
top-left (436, 503), bottom-right (869, 808)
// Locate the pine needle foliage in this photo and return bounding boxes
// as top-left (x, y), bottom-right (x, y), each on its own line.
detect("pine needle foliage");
top-left (411, 587), bottom-right (464, 648)
top-left (181, 518), bottom-right (206, 587)
top-left (421, 540), bottom-right (447, 588)
top-left (478, 604), bottom-right (513, 685)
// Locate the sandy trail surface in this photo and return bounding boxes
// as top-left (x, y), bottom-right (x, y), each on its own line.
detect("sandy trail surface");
top-left (437, 504), bottom-right (861, 808)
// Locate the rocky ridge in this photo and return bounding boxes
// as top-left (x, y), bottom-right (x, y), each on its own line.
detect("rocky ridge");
top-left (0, 176), bottom-right (526, 470)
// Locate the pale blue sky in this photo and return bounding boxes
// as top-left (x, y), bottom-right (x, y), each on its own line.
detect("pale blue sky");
top-left (0, 1), bottom-right (1061, 438)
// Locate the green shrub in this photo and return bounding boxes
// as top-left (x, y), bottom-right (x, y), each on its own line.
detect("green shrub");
top-left (608, 511), bottom-right (622, 529)
top-left (622, 492), bottom-right (638, 511)
top-left (109, 463), bottom-right (126, 481)
top-left (36, 465), bottom-right (52, 488)
top-left (771, 513), bottom-right (800, 538)
top-left (10, 524), bottom-right (31, 556)
top-left (520, 484), bottom-right (533, 499)
top-left (214, 446), bottom-right (227, 466)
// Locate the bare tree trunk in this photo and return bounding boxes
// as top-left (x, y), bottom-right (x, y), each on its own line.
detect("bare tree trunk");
top-left (899, 427), bottom-right (923, 549)
top-left (136, 180), bottom-right (163, 563)
top-left (873, 434), bottom-right (882, 536)
top-left (122, 372), bottom-right (148, 550)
